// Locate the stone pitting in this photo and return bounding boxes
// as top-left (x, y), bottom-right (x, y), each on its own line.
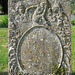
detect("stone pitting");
top-left (8, 0), bottom-right (71, 75)
top-left (17, 26), bottom-right (63, 74)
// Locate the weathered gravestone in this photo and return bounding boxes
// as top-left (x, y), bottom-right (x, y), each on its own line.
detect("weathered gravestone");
top-left (8, 0), bottom-right (71, 75)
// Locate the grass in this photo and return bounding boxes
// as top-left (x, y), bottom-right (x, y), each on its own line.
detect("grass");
top-left (0, 28), bottom-right (8, 72)
top-left (0, 15), bottom-right (8, 28)
top-left (0, 15), bottom-right (7, 21)
top-left (71, 26), bottom-right (75, 73)
top-left (0, 26), bottom-right (75, 74)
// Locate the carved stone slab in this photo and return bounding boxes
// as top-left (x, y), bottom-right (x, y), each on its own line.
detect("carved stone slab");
top-left (8, 0), bottom-right (71, 75)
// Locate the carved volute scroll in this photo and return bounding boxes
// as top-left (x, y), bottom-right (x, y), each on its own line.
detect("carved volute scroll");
top-left (8, 0), bottom-right (71, 75)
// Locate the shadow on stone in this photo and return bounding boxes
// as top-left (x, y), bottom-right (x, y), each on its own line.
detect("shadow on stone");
top-left (0, 72), bottom-right (8, 75)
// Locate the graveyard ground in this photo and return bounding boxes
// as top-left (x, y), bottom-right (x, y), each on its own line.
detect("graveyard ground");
top-left (0, 26), bottom-right (75, 74)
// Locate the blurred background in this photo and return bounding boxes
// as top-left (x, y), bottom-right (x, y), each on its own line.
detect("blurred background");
top-left (0, 0), bottom-right (8, 28)
top-left (0, 0), bottom-right (75, 75)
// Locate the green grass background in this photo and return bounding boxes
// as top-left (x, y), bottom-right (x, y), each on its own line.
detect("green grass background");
top-left (0, 15), bottom-right (8, 28)
top-left (71, 26), bottom-right (75, 73)
top-left (71, 0), bottom-right (75, 14)
top-left (0, 28), bottom-right (8, 72)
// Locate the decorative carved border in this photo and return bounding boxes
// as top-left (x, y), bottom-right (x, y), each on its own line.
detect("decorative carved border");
top-left (8, 0), bottom-right (71, 75)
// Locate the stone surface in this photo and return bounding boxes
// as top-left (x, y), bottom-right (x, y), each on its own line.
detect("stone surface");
top-left (17, 26), bottom-right (63, 74)
top-left (8, 0), bottom-right (71, 75)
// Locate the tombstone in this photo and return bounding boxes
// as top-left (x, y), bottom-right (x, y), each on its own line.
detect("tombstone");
top-left (8, 0), bottom-right (71, 75)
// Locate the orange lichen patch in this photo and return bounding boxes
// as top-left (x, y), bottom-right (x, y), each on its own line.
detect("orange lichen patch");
top-left (1, 43), bottom-right (8, 48)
